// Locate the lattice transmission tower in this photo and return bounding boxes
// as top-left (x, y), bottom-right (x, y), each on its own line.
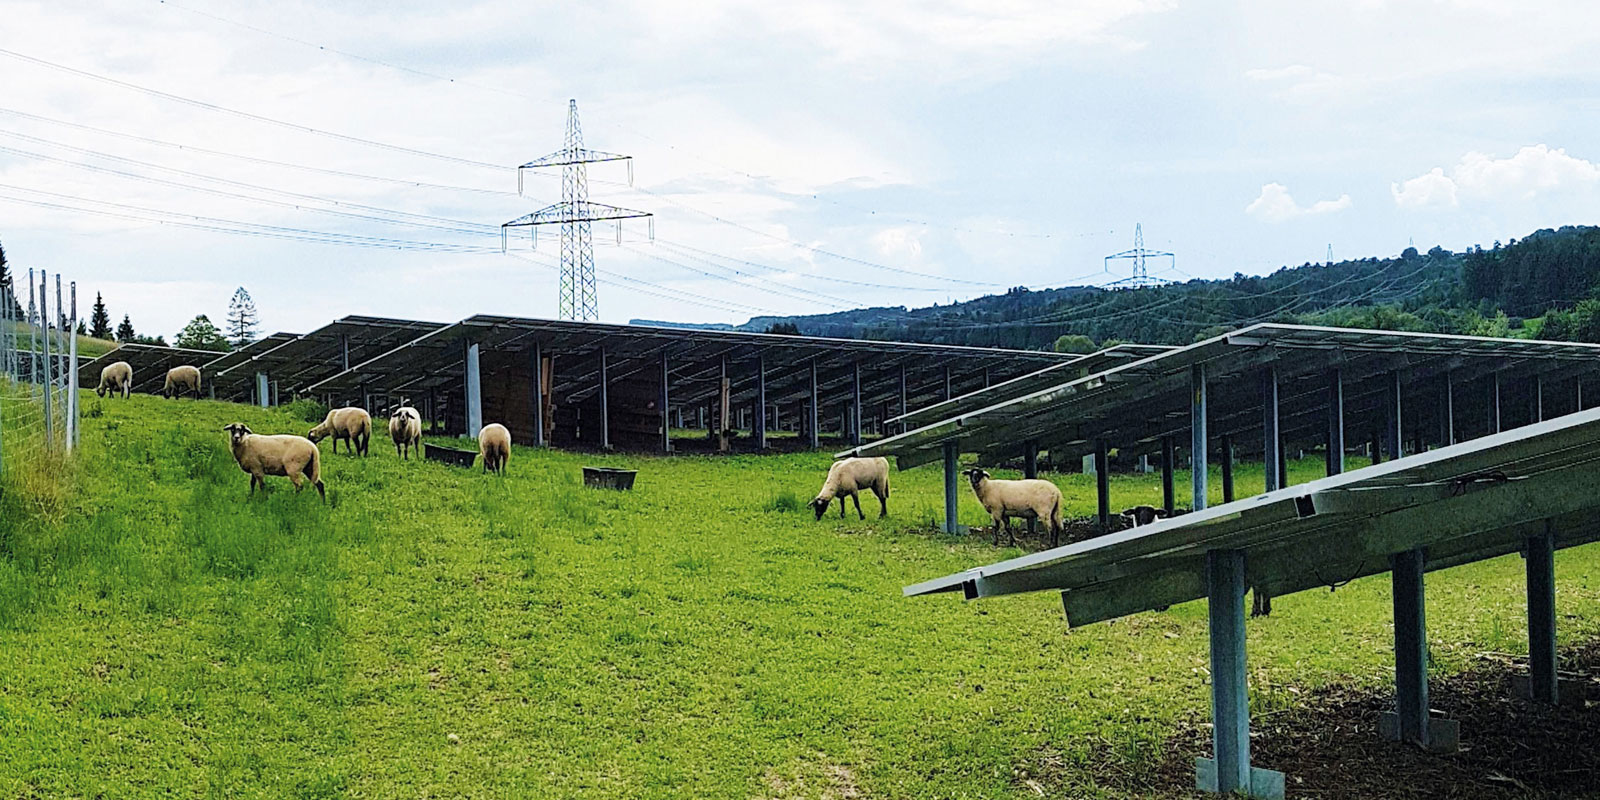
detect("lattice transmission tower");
top-left (1102, 223), bottom-right (1175, 288)
top-left (502, 99), bottom-right (652, 321)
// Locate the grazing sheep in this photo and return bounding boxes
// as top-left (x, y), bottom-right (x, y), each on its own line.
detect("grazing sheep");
top-left (810, 457), bottom-right (891, 520)
top-left (162, 365), bottom-right (202, 399)
top-left (388, 406), bottom-right (422, 459)
top-left (479, 423), bottom-right (511, 474)
top-left (308, 407), bottom-right (372, 456)
top-left (1122, 505), bottom-right (1169, 527)
top-left (221, 423), bottom-right (324, 500)
top-left (964, 468), bottom-right (1063, 547)
top-left (95, 361), bottom-right (133, 399)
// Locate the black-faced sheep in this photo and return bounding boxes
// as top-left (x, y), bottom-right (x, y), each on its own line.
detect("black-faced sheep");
top-left (388, 406), bottom-right (422, 459)
top-left (479, 423), bottom-right (511, 474)
top-left (96, 361), bottom-right (133, 398)
top-left (163, 365), bottom-right (201, 399)
top-left (308, 407), bottom-right (372, 456)
top-left (1122, 505), bottom-right (1169, 527)
top-left (222, 422), bottom-right (324, 500)
top-left (964, 468), bottom-right (1063, 547)
top-left (811, 457), bottom-right (890, 520)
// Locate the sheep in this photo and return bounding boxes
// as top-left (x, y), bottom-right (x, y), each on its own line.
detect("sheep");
top-left (308, 407), bottom-right (372, 456)
top-left (478, 423), bottom-right (511, 474)
top-left (221, 422), bottom-right (325, 500)
top-left (810, 457), bottom-right (890, 520)
top-left (162, 365), bottom-right (202, 399)
top-left (964, 468), bottom-right (1063, 547)
top-left (388, 406), bottom-right (422, 459)
top-left (95, 361), bottom-right (133, 398)
top-left (1121, 505), bottom-right (1169, 527)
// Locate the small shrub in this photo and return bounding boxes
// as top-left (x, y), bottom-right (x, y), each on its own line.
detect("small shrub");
top-left (283, 398), bottom-right (331, 423)
top-left (765, 489), bottom-right (803, 512)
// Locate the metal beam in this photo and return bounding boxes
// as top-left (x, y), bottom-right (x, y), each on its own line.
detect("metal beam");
top-left (851, 361), bottom-right (862, 447)
top-left (1525, 522), bottom-right (1558, 703)
top-left (1262, 369), bottom-right (1280, 492)
top-left (1196, 549), bottom-right (1283, 800)
top-left (599, 348), bottom-right (610, 450)
top-left (1326, 369), bottom-right (1344, 476)
top-left (1095, 438), bottom-right (1111, 530)
top-left (1220, 433), bottom-right (1235, 503)
top-left (808, 358), bottom-right (820, 449)
top-left (532, 342), bottom-right (546, 447)
top-left (464, 340), bottom-right (482, 437)
top-left (1382, 548), bottom-right (1458, 753)
top-left (1386, 369), bottom-right (1402, 461)
top-left (660, 349), bottom-right (671, 453)
top-left (1161, 435), bottom-right (1176, 515)
top-left (755, 353), bottom-right (767, 450)
top-left (943, 442), bottom-right (960, 535)
top-left (1192, 363), bottom-right (1208, 512)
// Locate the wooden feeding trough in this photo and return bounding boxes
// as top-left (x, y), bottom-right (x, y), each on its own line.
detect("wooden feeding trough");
top-left (583, 466), bottom-right (637, 490)
top-left (424, 443), bottom-right (478, 468)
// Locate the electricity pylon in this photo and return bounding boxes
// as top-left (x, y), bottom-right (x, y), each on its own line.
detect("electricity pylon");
top-left (1103, 223), bottom-right (1175, 288)
top-left (502, 100), bottom-right (652, 321)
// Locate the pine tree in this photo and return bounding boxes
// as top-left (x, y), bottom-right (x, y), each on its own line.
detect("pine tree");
top-left (226, 287), bottom-right (259, 347)
top-left (0, 238), bottom-right (19, 319)
top-left (76, 320), bottom-right (87, 336)
top-left (89, 292), bottom-right (112, 339)
top-left (116, 314), bottom-right (136, 342)
top-left (175, 314), bottom-right (231, 352)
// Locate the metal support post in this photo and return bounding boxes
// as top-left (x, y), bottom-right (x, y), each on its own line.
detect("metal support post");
top-left (599, 348), bottom-right (610, 450)
top-left (1197, 549), bottom-right (1284, 799)
top-left (1161, 435), bottom-right (1176, 515)
top-left (1191, 363), bottom-right (1208, 512)
top-left (808, 358), bottom-right (820, 449)
top-left (1386, 370), bottom-right (1403, 461)
top-left (1381, 548), bottom-right (1459, 752)
top-left (755, 353), bottom-right (767, 450)
top-left (1261, 368), bottom-right (1279, 493)
top-left (1520, 522), bottom-right (1560, 704)
top-left (1326, 369), bottom-right (1344, 475)
top-left (850, 361), bottom-right (862, 446)
top-left (1095, 438), bottom-right (1111, 531)
top-left (942, 441), bottom-right (961, 535)
top-left (256, 373), bottom-right (269, 410)
top-left (532, 342), bottom-right (546, 447)
top-left (464, 340), bottom-right (482, 437)
top-left (1220, 433), bottom-right (1235, 503)
top-left (660, 350), bottom-right (671, 453)
top-left (1490, 372), bottom-right (1501, 434)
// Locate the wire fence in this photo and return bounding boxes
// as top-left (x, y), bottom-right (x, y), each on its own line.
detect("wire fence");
top-left (1, 268), bottom-right (80, 497)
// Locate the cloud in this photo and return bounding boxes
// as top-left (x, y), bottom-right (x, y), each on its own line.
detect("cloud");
top-left (1391, 167), bottom-right (1458, 209)
top-left (1244, 183), bottom-right (1352, 222)
top-left (871, 227), bottom-right (924, 259)
top-left (1392, 145), bottom-right (1600, 209)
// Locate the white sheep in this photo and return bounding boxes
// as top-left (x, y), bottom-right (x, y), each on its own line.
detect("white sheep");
top-left (388, 406), bottom-right (422, 459)
top-left (308, 407), bottom-right (372, 456)
top-left (96, 361), bottom-right (133, 398)
top-left (162, 365), bottom-right (202, 399)
top-left (964, 468), bottom-right (1063, 547)
top-left (479, 423), bottom-right (511, 474)
top-left (810, 457), bottom-right (891, 520)
top-left (222, 422), bottom-right (325, 500)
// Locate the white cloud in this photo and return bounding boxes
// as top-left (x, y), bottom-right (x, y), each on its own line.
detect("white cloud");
top-left (871, 227), bottom-right (924, 259)
top-left (1393, 145), bottom-right (1600, 209)
top-left (1390, 167), bottom-right (1458, 209)
top-left (1244, 183), bottom-right (1352, 222)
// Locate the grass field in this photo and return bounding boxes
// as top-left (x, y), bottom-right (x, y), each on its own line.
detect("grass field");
top-left (1, 393), bottom-right (1597, 798)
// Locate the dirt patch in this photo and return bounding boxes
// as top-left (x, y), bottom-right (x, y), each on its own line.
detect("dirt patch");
top-left (1027, 642), bottom-right (1600, 798)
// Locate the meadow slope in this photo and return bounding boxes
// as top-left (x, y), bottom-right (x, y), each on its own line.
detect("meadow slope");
top-left (1, 393), bottom-right (1597, 798)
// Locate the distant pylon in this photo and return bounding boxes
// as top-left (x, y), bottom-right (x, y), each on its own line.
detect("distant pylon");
top-left (502, 100), bottom-right (653, 321)
top-left (1102, 223), bottom-right (1175, 288)
top-left (1326, 244), bottom-right (1334, 265)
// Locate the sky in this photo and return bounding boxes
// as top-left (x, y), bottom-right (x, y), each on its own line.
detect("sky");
top-left (3, 0), bottom-right (1600, 341)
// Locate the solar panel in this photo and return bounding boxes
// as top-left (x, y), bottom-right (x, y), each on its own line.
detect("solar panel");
top-left (906, 405), bottom-right (1600, 628)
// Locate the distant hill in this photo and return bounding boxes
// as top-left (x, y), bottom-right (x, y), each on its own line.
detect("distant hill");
top-left (672, 225), bottom-right (1600, 349)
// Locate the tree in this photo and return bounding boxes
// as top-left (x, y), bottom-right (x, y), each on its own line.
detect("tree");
top-left (176, 314), bottom-right (231, 352)
top-left (0, 238), bottom-right (20, 320)
top-left (226, 287), bottom-right (259, 346)
top-left (116, 314), bottom-right (136, 342)
top-left (1052, 334), bottom-right (1096, 354)
top-left (89, 292), bottom-right (112, 339)
top-left (764, 322), bottom-right (801, 335)
top-left (75, 320), bottom-right (86, 336)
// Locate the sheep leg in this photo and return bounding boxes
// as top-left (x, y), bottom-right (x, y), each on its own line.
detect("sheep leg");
top-left (840, 493), bottom-right (847, 519)
top-left (876, 487), bottom-right (888, 518)
top-left (852, 493), bottom-right (864, 520)
top-left (289, 470), bottom-right (305, 492)
top-left (991, 514), bottom-right (1002, 546)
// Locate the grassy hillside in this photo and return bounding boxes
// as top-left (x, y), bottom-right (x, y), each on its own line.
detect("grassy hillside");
top-left (1, 394), bottom-right (1597, 797)
top-left (5, 320), bottom-right (119, 359)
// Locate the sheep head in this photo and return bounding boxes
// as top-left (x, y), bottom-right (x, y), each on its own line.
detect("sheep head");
top-left (811, 496), bottom-right (830, 520)
top-left (222, 423), bottom-right (253, 447)
top-left (962, 468), bottom-right (990, 489)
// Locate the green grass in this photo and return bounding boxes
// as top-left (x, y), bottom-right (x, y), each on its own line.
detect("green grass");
top-left (6, 321), bottom-right (118, 360)
top-left (1, 393), bottom-right (1597, 797)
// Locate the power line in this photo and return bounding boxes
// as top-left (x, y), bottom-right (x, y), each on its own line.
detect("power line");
top-left (0, 46), bottom-right (509, 170)
top-left (0, 106), bottom-right (518, 196)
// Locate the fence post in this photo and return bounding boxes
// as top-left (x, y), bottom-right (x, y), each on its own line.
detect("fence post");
top-left (41, 271), bottom-right (52, 448)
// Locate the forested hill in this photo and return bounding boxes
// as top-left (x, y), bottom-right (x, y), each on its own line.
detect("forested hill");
top-left (710, 225), bottom-right (1600, 349)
